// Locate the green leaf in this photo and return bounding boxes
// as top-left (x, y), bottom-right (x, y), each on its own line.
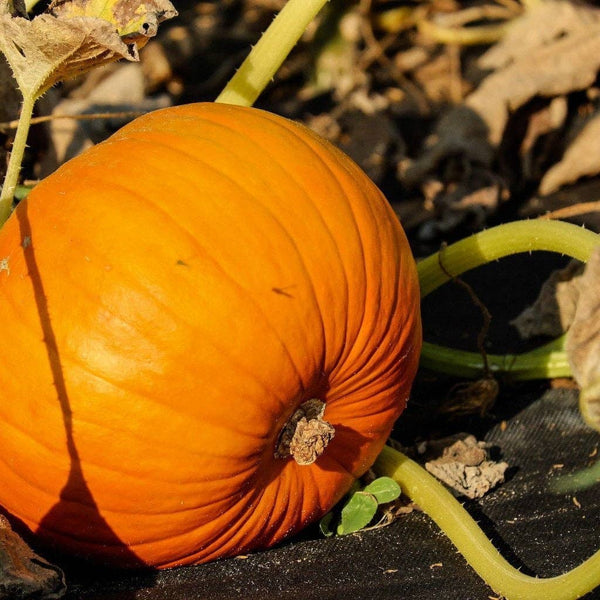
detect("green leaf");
top-left (363, 477), bottom-right (402, 504)
top-left (337, 492), bottom-right (378, 535)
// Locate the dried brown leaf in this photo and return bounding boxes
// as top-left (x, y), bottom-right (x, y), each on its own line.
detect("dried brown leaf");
top-left (0, 0), bottom-right (176, 99)
top-left (566, 246), bottom-right (600, 431)
top-left (49, 0), bottom-right (178, 47)
top-left (0, 514), bottom-right (66, 599)
top-left (511, 260), bottom-right (585, 339)
top-left (469, 22), bottom-right (600, 145)
top-left (424, 435), bottom-right (508, 499)
top-left (406, 0), bottom-right (600, 237)
top-left (407, 0), bottom-right (600, 183)
top-left (539, 109), bottom-right (600, 196)
top-left (479, 0), bottom-right (600, 71)
top-left (0, 13), bottom-right (134, 98)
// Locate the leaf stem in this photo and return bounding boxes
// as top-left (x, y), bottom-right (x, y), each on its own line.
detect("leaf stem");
top-left (0, 93), bottom-right (36, 226)
top-left (418, 220), bottom-right (599, 298)
top-left (420, 336), bottom-right (571, 380)
top-left (418, 220), bottom-right (600, 379)
top-left (375, 445), bottom-right (600, 600)
top-left (215, 0), bottom-right (329, 107)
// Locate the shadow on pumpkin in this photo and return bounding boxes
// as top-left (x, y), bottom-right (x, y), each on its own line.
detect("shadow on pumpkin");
top-left (16, 209), bottom-right (156, 579)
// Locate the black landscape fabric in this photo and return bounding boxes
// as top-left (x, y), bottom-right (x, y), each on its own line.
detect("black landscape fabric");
top-left (62, 388), bottom-right (600, 600)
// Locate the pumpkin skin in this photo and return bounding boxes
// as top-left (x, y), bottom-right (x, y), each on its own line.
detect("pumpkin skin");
top-left (0, 103), bottom-right (421, 568)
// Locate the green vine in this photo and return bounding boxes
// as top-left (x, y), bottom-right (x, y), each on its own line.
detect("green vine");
top-left (0, 94), bottom-right (36, 226)
top-left (375, 445), bottom-right (600, 600)
top-left (418, 220), bottom-right (600, 380)
top-left (216, 0), bottom-right (329, 107)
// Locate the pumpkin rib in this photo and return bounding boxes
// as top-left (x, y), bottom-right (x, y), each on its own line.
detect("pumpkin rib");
top-left (46, 171), bottom-right (311, 416)
top-left (234, 113), bottom-right (376, 381)
top-left (202, 109), bottom-right (392, 379)
top-left (241, 468), bottom-right (291, 548)
top-left (183, 113), bottom-right (356, 372)
top-left (196, 479), bottom-right (299, 564)
top-left (326, 340), bottom-right (416, 405)
top-left (0, 437), bottom-right (257, 522)
top-left (115, 131), bottom-right (335, 378)
top-left (54, 388), bottom-right (266, 463)
top-left (124, 117), bottom-right (357, 375)
top-left (289, 131), bottom-right (404, 388)
top-left (59, 328), bottom-right (283, 445)
top-left (294, 456), bottom-right (333, 519)
top-left (72, 158), bottom-right (322, 401)
top-left (305, 153), bottom-right (416, 393)
top-left (0, 409), bottom-right (250, 489)
top-left (35, 488), bottom-right (253, 547)
top-left (147, 486), bottom-right (268, 564)
top-left (0, 275), bottom-right (282, 448)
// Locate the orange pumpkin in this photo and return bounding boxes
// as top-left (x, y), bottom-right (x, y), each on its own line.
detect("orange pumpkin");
top-left (0, 103), bottom-right (421, 568)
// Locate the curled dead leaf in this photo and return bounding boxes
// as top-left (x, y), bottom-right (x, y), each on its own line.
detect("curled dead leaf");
top-left (424, 435), bottom-right (508, 499)
top-left (469, 20), bottom-right (600, 146)
top-left (0, 13), bottom-right (135, 99)
top-left (403, 0), bottom-right (600, 237)
top-left (511, 260), bottom-right (584, 339)
top-left (49, 0), bottom-right (178, 49)
top-left (0, 0), bottom-right (176, 100)
top-left (539, 109), bottom-right (600, 196)
top-left (0, 514), bottom-right (66, 599)
top-left (566, 246), bottom-right (600, 431)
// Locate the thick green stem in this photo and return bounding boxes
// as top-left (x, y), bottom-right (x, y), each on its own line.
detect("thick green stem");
top-left (418, 220), bottom-right (600, 379)
top-left (0, 93), bottom-right (36, 226)
top-left (418, 220), bottom-right (599, 297)
top-left (421, 336), bottom-right (570, 380)
top-left (216, 0), bottom-right (329, 107)
top-left (375, 445), bottom-right (600, 600)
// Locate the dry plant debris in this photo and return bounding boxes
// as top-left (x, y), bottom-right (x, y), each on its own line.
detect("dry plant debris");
top-left (0, 515), bottom-right (66, 599)
top-left (0, 0), bottom-right (176, 100)
top-left (512, 246), bottom-right (600, 431)
top-left (421, 435), bottom-right (508, 499)
top-left (511, 260), bottom-right (585, 339)
top-left (566, 246), bottom-right (600, 431)
top-left (392, 0), bottom-right (600, 236)
top-left (472, 0), bottom-right (600, 145)
top-left (539, 108), bottom-right (600, 196)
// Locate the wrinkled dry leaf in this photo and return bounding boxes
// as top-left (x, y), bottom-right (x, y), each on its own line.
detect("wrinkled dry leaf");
top-left (0, 13), bottom-right (133, 99)
top-left (539, 109), bottom-right (600, 196)
top-left (566, 246), bottom-right (600, 431)
top-left (470, 0), bottom-right (600, 145)
top-left (511, 260), bottom-right (585, 339)
top-left (49, 0), bottom-right (177, 47)
top-left (424, 435), bottom-right (508, 499)
top-left (520, 95), bottom-right (568, 182)
top-left (404, 1), bottom-right (600, 180)
top-left (0, 514), bottom-right (66, 599)
top-left (0, 0), bottom-right (176, 100)
top-left (479, 0), bottom-right (600, 71)
top-left (402, 0), bottom-right (600, 237)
